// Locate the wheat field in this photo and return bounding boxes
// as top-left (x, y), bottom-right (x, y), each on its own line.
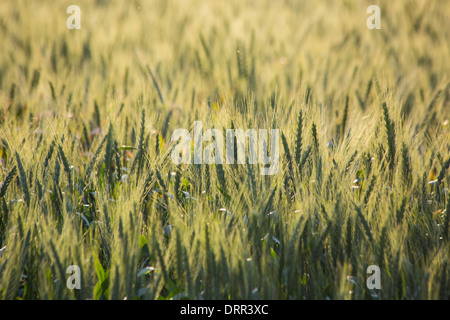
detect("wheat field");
top-left (0, 0), bottom-right (449, 300)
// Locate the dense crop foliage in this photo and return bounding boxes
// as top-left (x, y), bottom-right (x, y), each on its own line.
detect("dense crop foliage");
top-left (0, 0), bottom-right (449, 299)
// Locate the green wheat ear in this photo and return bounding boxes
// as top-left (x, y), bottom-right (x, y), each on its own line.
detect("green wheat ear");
top-left (344, 150), bottom-right (358, 174)
top-left (15, 152), bottom-right (30, 206)
top-left (58, 144), bottom-right (72, 187)
top-left (341, 95), bottom-right (349, 141)
top-left (437, 157), bottom-right (450, 184)
top-left (444, 199), bottom-right (450, 241)
top-left (146, 65), bottom-right (165, 105)
top-left (30, 69), bottom-right (40, 92)
top-left (0, 166), bottom-right (17, 198)
top-left (294, 109), bottom-right (303, 165)
top-left (174, 167), bottom-right (181, 202)
top-left (246, 156), bottom-right (257, 200)
top-left (49, 81), bottom-right (57, 102)
top-left (400, 142), bottom-right (412, 187)
top-left (299, 145), bottom-right (312, 177)
top-left (43, 139), bottom-right (56, 172)
top-left (216, 163), bottom-right (226, 194)
top-left (131, 108), bottom-right (146, 177)
top-left (85, 134), bottom-right (107, 184)
top-left (382, 102), bottom-right (396, 175)
top-left (281, 132), bottom-right (294, 180)
top-left (363, 174), bottom-right (376, 205)
top-left (311, 122), bottom-right (319, 154)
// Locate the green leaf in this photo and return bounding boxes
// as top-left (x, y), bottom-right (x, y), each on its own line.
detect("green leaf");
top-left (94, 256), bottom-right (105, 281)
top-left (119, 146), bottom-right (137, 151)
top-left (216, 185), bottom-right (231, 201)
top-left (270, 247), bottom-right (278, 260)
top-left (93, 255), bottom-right (109, 300)
top-left (139, 235), bottom-right (148, 249)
